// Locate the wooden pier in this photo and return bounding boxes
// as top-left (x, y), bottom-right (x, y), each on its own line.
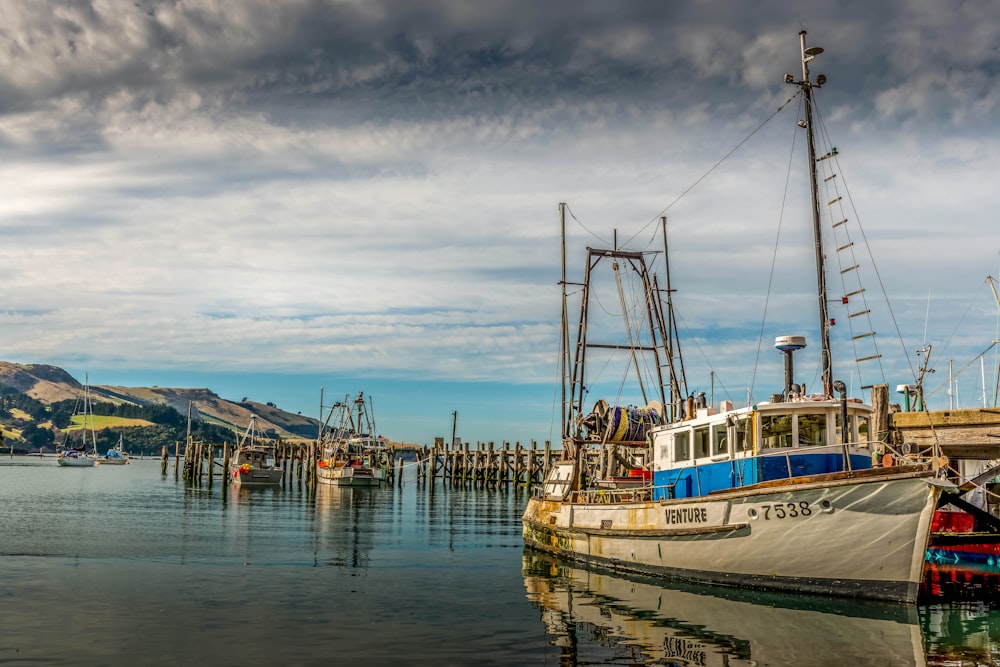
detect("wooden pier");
top-left (166, 437), bottom-right (568, 490)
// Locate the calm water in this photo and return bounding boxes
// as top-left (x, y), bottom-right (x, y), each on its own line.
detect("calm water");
top-left (1, 458), bottom-right (998, 666)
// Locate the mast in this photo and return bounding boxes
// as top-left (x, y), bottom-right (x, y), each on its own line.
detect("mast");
top-left (560, 203), bottom-right (570, 444)
top-left (788, 30), bottom-right (833, 397)
top-left (660, 216), bottom-right (686, 420)
top-left (84, 373), bottom-right (98, 455)
top-left (318, 387), bottom-right (324, 440)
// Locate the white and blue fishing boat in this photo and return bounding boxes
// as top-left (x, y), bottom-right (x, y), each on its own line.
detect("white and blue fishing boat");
top-left (523, 32), bottom-right (954, 603)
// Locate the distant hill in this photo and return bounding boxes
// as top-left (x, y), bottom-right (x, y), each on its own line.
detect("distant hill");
top-left (0, 360), bottom-right (321, 441)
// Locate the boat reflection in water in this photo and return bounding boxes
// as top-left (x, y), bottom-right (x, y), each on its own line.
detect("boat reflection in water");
top-left (921, 563), bottom-right (1000, 666)
top-left (523, 551), bottom-right (928, 666)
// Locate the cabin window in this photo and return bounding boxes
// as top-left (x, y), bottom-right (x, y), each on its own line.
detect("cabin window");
top-left (836, 414), bottom-right (869, 445)
top-left (857, 416), bottom-right (870, 444)
top-left (673, 431), bottom-right (691, 462)
top-left (693, 427), bottom-right (710, 459)
top-left (760, 415), bottom-right (793, 448)
top-left (733, 418), bottom-right (751, 452)
top-left (712, 425), bottom-right (727, 456)
top-left (798, 413), bottom-right (826, 446)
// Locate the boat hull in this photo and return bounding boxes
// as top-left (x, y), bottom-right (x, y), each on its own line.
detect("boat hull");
top-left (57, 457), bottom-right (95, 467)
top-left (522, 467), bottom-right (942, 602)
top-left (316, 465), bottom-right (384, 487)
top-left (56, 452), bottom-right (95, 468)
top-left (232, 468), bottom-right (283, 486)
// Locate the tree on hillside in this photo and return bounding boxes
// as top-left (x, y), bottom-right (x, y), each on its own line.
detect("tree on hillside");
top-left (20, 423), bottom-right (55, 450)
top-left (1, 391), bottom-right (48, 420)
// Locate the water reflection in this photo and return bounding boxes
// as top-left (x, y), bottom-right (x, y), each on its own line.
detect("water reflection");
top-left (311, 483), bottom-right (384, 570)
top-left (524, 552), bottom-right (929, 666)
top-left (921, 564), bottom-right (1000, 665)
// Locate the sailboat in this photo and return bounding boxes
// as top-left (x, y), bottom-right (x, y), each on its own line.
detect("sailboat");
top-left (56, 374), bottom-right (99, 468)
top-left (522, 32), bottom-right (955, 603)
top-left (230, 415), bottom-right (283, 486)
top-left (316, 392), bottom-right (387, 487)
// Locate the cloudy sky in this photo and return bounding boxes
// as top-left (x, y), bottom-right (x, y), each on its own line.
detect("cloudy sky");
top-left (2, 0), bottom-right (999, 445)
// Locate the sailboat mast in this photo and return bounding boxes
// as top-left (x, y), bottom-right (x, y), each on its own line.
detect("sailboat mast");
top-left (85, 373), bottom-right (98, 454)
top-left (798, 30), bottom-right (833, 397)
top-left (560, 203), bottom-right (570, 443)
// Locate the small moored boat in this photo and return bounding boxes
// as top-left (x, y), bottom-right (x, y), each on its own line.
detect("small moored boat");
top-left (56, 448), bottom-right (95, 467)
top-left (56, 374), bottom-right (100, 468)
top-left (99, 433), bottom-right (130, 465)
top-left (230, 415), bottom-right (283, 486)
top-left (316, 392), bottom-right (387, 487)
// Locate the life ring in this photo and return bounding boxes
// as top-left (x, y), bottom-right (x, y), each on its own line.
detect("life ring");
top-left (881, 453), bottom-right (894, 468)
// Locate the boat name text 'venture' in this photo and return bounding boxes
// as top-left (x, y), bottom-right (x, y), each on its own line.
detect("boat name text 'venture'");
top-left (664, 507), bottom-right (708, 524)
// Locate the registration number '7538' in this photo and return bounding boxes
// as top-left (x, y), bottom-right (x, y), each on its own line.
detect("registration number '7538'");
top-left (759, 502), bottom-right (813, 519)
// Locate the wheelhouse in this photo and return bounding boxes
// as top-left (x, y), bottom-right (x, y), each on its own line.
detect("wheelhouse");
top-left (650, 398), bottom-right (874, 499)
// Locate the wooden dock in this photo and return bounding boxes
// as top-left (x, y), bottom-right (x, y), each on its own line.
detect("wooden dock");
top-left (166, 437), bottom-right (568, 490)
top-left (889, 406), bottom-right (1000, 459)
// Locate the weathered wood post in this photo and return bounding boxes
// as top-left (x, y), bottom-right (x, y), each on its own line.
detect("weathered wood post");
top-left (160, 445), bottom-right (169, 475)
top-left (483, 442), bottom-right (492, 485)
top-left (460, 442), bottom-right (468, 485)
top-left (194, 442), bottom-right (205, 486)
top-left (181, 440), bottom-right (190, 481)
top-left (472, 444), bottom-right (481, 486)
top-left (871, 383), bottom-right (890, 450)
top-left (308, 441), bottom-right (317, 487)
top-left (499, 442), bottom-right (508, 485)
top-left (514, 442), bottom-right (523, 486)
top-left (207, 443), bottom-right (215, 486)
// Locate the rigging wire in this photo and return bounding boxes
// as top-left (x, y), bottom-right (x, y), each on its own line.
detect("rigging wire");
top-left (923, 342), bottom-right (999, 402)
top-left (923, 278), bottom-right (993, 401)
top-left (810, 104), bottom-right (917, 386)
top-left (748, 98), bottom-right (803, 406)
top-left (938, 278), bottom-right (990, 359)
top-left (670, 307), bottom-right (736, 406)
top-left (630, 262), bottom-right (661, 398)
top-left (564, 203), bottom-right (611, 248)
top-left (810, 101), bottom-right (889, 390)
top-left (622, 91), bottom-right (802, 250)
top-left (612, 261), bottom-right (646, 406)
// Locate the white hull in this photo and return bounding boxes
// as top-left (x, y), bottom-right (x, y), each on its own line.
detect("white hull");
top-left (57, 456), bottom-right (95, 467)
top-left (99, 457), bottom-right (129, 465)
top-left (316, 464), bottom-right (384, 487)
top-left (523, 466), bottom-right (943, 602)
